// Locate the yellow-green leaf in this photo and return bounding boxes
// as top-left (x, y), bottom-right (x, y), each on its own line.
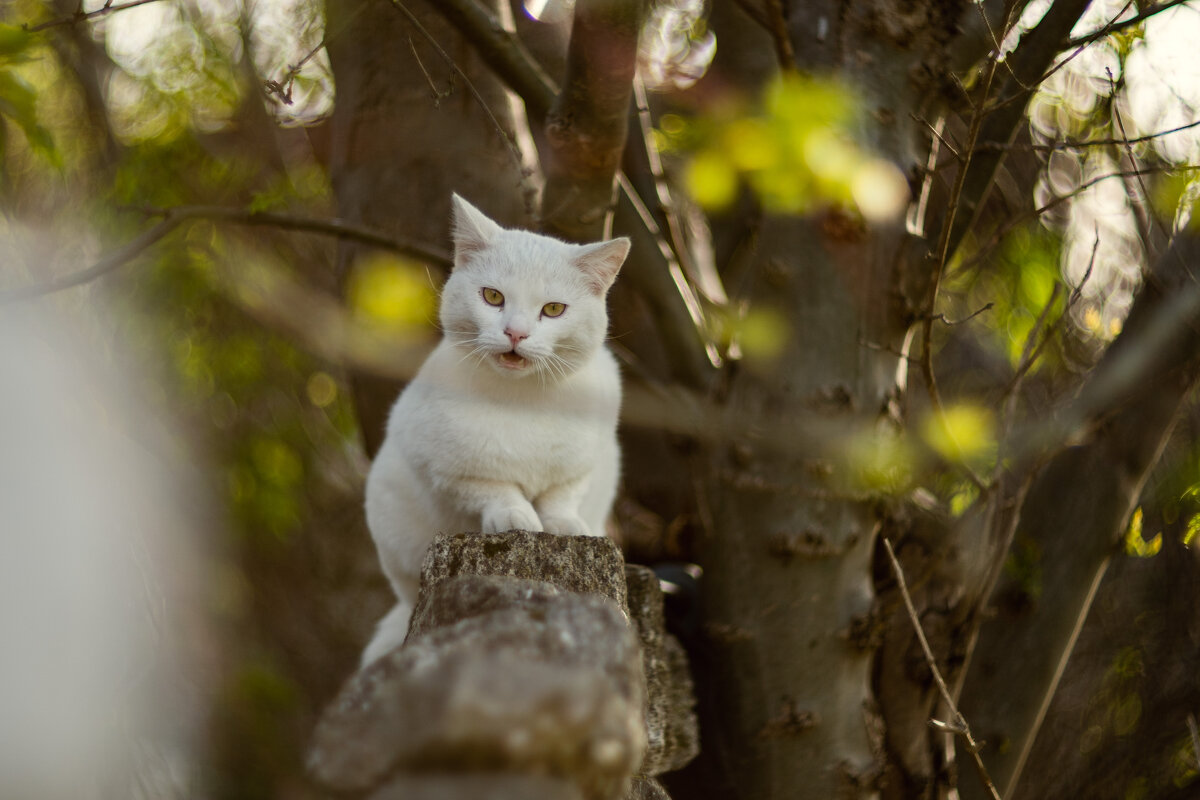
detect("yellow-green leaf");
top-left (1124, 507), bottom-right (1162, 558)
top-left (347, 254), bottom-right (437, 331)
top-left (686, 149), bottom-right (738, 210)
top-left (922, 404), bottom-right (995, 465)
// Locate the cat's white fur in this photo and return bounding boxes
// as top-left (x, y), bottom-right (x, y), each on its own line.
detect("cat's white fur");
top-left (361, 194), bottom-right (629, 666)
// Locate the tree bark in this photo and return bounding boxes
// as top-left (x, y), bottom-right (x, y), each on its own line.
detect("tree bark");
top-left (324, 0), bottom-right (537, 456)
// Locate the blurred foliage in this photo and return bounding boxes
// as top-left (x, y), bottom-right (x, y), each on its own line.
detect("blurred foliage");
top-left (3, 1), bottom-right (1200, 798)
top-left (656, 74), bottom-right (908, 221)
top-left (946, 224), bottom-right (1070, 372)
top-left (840, 402), bottom-right (999, 500)
top-left (0, 24), bottom-right (57, 166)
top-left (0, 2), bottom-right (364, 797)
top-left (347, 252), bottom-right (438, 333)
top-left (1123, 507), bottom-right (1163, 558)
top-left (921, 403), bottom-right (996, 468)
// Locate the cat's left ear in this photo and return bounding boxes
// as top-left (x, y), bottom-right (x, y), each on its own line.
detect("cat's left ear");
top-left (451, 193), bottom-right (505, 267)
top-left (573, 237), bottom-right (630, 294)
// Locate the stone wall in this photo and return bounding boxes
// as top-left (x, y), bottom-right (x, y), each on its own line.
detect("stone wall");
top-left (307, 531), bottom-right (698, 800)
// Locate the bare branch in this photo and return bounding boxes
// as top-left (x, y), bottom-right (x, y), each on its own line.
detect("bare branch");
top-left (23, 0), bottom-right (168, 33)
top-left (1001, 231), bottom-right (1097, 432)
top-left (923, 57), bottom-right (1002, 417)
top-left (960, 233), bottom-right (1200, 798)
top-left (262, 24), bottom-right (338, 106)
top-left (930, 302), bottom-right (994, 326)
top-left (954, 164), bottom-right (1200, 281)
top-left (1, 215), bottom-right (182, 303)
top-left (976, 118), bottom-right (1200, 154)
top-left (882, 538), bottom-right (1002, 800)
top-left (386, 0), bottom-right (531, 186)
top-left (433, 0), bottom-right (714, 386)
top-left (936, 0), bottom-right (1094, 265)
top-left (1107, 68), bottom-right (1173, 259)
top-left (1065, 0), bottom-right (1194, 49)
top-left (1, 206), bottom-right (450, 304)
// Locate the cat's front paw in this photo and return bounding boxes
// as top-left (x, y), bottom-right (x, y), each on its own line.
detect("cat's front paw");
top-left (541, 514), bottom-right (591, 537)
top-left (482, 505), bottom-right (543, 534)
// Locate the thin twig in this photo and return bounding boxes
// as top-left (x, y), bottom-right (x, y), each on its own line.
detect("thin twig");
top-left (930, 302), bottom-right (994, 326)
top-left (1107, 68), bottom-right (1175, 261)
top-left (408, 35), bottom-right (453, 104)
top-left (952, 164), bottom-right (1200, 281)
top-left (263, 37), bottom-right (330, 106)
top-left (913, 113), bottom-right (963, 162)
top-left (977, 118), bottom-right (1200, 154)
top-left (22, 0), bottom-right (166, 32)
top-left (1065, 0), bottom-right (1193, 49)
top-left (1, 206), bottom-right (451, 304)
top-left (923, 56), bottom-right (1001, 417)
top-left (262, 0), bottom-right (366, 106)
top-left (883, 538), bottom-right (1002, 800)
top-left (386, 0), bottom-right (528, 180)
top-left (986, 0), bottom-right (1136, 117)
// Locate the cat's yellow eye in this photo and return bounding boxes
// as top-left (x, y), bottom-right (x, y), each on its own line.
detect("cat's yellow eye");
top-left (542, 302), bottom-right (567, 318)
top-left (482, 287), bottom-right (504, 306)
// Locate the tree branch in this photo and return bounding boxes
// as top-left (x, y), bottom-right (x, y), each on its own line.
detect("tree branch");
top-left (958, 232), bottom-right (1200, 799)
top-left (1, 206), bottom-right (450, 304)
top-left (385, 0), bottom-right (532, 186)
top-left (1065, 0), bottom-right (1194, 49)
top-left (540, 0), bottom-right (646, 242)
top-left (22, 0), bottom-right (168, 33)
top-left (433, 0), bottom-right (558, 122)
top-left (937, 0), bottom-right (1095, 266)
top-left (432, 0), bottom-right (714, 386)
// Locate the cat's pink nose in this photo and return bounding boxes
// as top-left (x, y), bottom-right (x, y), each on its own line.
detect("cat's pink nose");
top-left (504, 328), bottom-right (528, 348)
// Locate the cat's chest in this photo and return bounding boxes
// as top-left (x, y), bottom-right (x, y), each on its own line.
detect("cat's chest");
top-left (402, 382), bottom-right (605, 478)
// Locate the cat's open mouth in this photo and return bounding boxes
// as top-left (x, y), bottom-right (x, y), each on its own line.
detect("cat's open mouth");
top-left (497, 351), bottom-right (528, 369)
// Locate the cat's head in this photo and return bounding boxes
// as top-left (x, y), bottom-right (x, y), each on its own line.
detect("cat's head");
top-left (439, 193), bottom-right (629, 381)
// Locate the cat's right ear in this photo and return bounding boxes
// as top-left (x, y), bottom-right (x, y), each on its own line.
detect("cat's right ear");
top-left (451, 193), bottom-right (504, 267)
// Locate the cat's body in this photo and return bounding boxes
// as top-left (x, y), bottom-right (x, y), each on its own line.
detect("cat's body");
top-left (361, 195), bottom-right (629, 666)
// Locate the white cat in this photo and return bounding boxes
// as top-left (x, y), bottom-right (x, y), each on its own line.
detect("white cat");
top-left (361, 194), bottom-right (629, 666)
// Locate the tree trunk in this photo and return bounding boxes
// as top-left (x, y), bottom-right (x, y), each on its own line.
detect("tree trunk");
top-left (323, 0), bottom-right (537, 456)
